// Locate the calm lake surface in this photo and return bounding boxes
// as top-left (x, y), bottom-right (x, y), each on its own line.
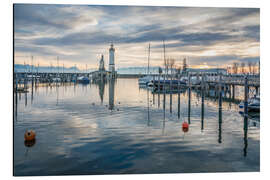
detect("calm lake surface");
top-left (13, 78), bottom-right (260, 176)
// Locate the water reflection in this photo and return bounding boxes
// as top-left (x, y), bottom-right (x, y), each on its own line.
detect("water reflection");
top-left (24, 139), bottom-right (36, 157)
top-left (25, 92), bottom-right (27, 107)
top-left (152, 84), bottom-right (155, 105)
top-left (14, 79), bottom-right (260, 175)
top-left (31, 84), bottom-right (33, 105)
top-left (24, 139), bottom-right (36, 148)
top-left (108, 79), bottom-right (115, 111)
top-left (162, 75), bottom-right (166, 135)
top-left (73, 81), bottom-right (76, 94)
top-left (177, 85), bottom-right (181, 119)
top-left (147, 89), bottom-right (150, 126)
top-left (98, 81), bottom-right (105, 104)
top-left (56, 84), bottom-right (59, 105)
top-left (170, 86), bottom-right (172, 114)
top-left (15, 91), bottom-right (18, 122)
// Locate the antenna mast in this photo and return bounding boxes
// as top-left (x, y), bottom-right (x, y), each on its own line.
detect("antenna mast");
top-left (57, 56), bottom-right (59, 76)
top-left (163, 40), bottom-right (166, 75)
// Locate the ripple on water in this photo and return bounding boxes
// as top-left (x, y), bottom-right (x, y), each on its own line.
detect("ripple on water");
top-left (14, 79), bottom-right (260, 175)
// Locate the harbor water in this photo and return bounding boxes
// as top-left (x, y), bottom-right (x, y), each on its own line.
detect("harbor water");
top-left (13, 78), bottom-right (260, 175)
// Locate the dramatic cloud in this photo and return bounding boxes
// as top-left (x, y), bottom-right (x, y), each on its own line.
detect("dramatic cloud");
top-left (14, 4), bottom-right (260, 70)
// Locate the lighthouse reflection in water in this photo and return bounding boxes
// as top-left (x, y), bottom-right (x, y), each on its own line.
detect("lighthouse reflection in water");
top-left (96, 78), bottom-right (115, 111)
top-left (14, 78), bottom-right (259, 176)
top-left (108, 79), bottom-right (115, 111)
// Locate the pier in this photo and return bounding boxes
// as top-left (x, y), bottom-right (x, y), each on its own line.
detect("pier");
top-left (14, 72), bottom-right (260, 97)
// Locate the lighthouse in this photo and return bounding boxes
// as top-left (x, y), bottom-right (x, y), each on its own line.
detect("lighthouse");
top-left (109, 43), bottom-right (115, 72)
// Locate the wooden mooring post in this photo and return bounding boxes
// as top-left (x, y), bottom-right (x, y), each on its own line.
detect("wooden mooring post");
top-left (170, 74), bottom-right (172, 114)
top-left (163, 73), bottom-right (166, 129)
top-left (201, 73), bottom-right (205, 131)
top-left (147, 88), bottom-right (150, 126)
top-left (31, 80), bottom-right (34, 104)
top-left (15, 74), bottom-right (18, 120)
top-left (153, 75), bottom-right (155, 105)
top-left (232, 84), bottom-right (235, 100)
top-left (243, 113), bottom-right (248, 157)
top-left (243, 76), bottom-right (249, 156)
top-left (218, 108), bottom-right (222, 144)
top-left (244, 76), bottom-right (249, 116)
top-left (188, 74), bottom-right (191, 124)
top-left (218, 74), bottom-right (222, 111)
top-left (24, 74), bottom-right (27, 90)
top-left (158, 72), bottom-right (160, 108)
top-left (15, 74), bottom-right (18, 92)
top-left (255, 86), bottom-right (259, 95)
top-left (163, 73), bottom-right (166, 111)
top-left (177, 73), bottom-right (180, 119)
top-left (218, 73), bottom-right (222, 143)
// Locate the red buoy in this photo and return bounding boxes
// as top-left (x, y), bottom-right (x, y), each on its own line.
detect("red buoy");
top-left (24, 130), bottom-right (36, 141)
top-left (182, 122), bottom-right (189, 133)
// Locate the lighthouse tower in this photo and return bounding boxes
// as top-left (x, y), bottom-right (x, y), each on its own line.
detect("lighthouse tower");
top-left (109, 43), bottom-right (115, 72)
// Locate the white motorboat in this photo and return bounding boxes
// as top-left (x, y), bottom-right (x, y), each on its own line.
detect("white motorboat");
top-left (77, 76), bottom-right (90, 84)
top-left (52, 77), bottom-right (61, 82)
top-left (239, 95), bottom-right (260, 112)
top-left (138, 76), bottom-right (153, 85)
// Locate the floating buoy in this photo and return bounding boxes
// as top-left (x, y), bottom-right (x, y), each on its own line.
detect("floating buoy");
top-left (24, 130), bottom-right (36, 141)
top-left (182, 122), bottom-right (189, 133)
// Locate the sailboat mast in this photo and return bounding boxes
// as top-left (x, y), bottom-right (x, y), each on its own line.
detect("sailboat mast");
top-left (24, 61), bottom-right (26, 73)
top-left (147, 43), bottom-right (150, 75)
top-left (50, 62), bottom-right (52, 73)
top-left (31, 55), bottom-right (33, 76)
top-left (163, 40), bottom-right (166, 75)
top-left (57, 56), bottom-right (59, 76)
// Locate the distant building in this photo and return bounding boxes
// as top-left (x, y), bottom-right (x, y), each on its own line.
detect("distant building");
top-left (109, 43), bottom-right (115, 72)
top-left (186, 68), bottom-right (227, 75)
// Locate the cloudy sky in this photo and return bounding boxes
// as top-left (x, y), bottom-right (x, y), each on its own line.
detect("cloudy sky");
top-left (14, 4), bottom-right (260, 70)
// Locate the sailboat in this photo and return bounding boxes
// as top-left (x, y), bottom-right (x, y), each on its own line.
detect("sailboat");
top-left (147, 40), bottom-right (186, 91)
top-left (138, 43), bottom-right (154, 86)
top-left (76, 64), bottom-right (91, 84)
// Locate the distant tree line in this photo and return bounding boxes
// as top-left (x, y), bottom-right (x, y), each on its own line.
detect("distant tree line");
top-left (228, 61), bottom-right (260, 75)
